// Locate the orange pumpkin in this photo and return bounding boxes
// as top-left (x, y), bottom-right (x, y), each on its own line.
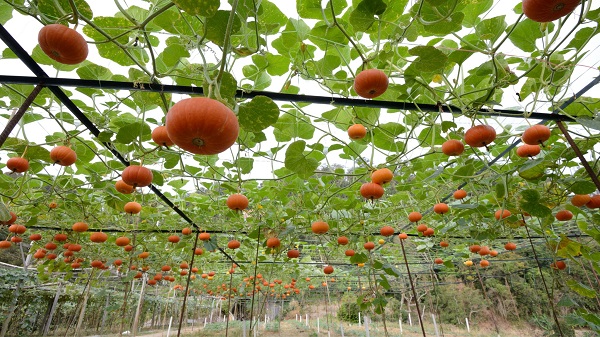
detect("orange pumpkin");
top-left (124, 201), bottom-right (142, 214)
top-left (522, 0), bottom-right (580, 22)
top-left (440, 241), bottom-right (449, 247)
top-left (226, 193), bottom-right (249, 211)
top-left (434, 258), bottom-right (443, 265)
top-left (504, 242), bottom-right (517, 250)
top-left (522, 125), bottom-right (551, 145)
top-left (6, 157), bottom-right (29, 173)
top-left (380, 226), bottom-right (395, 237)
top-left (345, 249), bottom-right (355, 256)
top-left (0, 240), bottom-right (12, 249)
top-left (151, 125), bottom-right (174, 147)
top-left (469, 244), bottom-right (481, 253)
top-left (168, 235), bottom-right (180, 243)
top-left (408, 211), bottom-right (422, 223)
top-left (311, 220), bottom-right (329, 234)
top-left (353, 69), bottom-right (389, 98)
top-left (423, 227), bottom-right (435, 237)
top-left (347, 124), bottom-right (367, 140)
top-left (38, 24), bottom-right (88, 64)
top-left (323, 266), bottom-right (334, 274)
top-left (453, 189), bottom-right (467, 199)
top-left (227, 240), bottom-right (241, 249)
top-left (398, 233), bottom-right (408, 240)
top-left (165, 97), bottom-right (239, 155)
top-left (115, 236), bottom-right (130, 246)
top-left (266, 237), bottom-right (280, 248)
top-left (50, 146), bottom-right (77, 166)
top-left (90, 232), bottom-right (108, 243)
top-left (182, 227), bottom-right (192, 235)
top-left (29, 233), bottom-right (42, 241)
top-left (494, 209), bottom-right (511, 220)
top-left (287, 249), bottom-right (300, 258)
top-left (416, 223), bottom-right (428, 232)
top-left (371, 168), bottom-right (393, 185)
top-left (72, 221), bottom-right (89, 232)
top-left (464, 125), bottom-right (496, 148)
top-left (360, 182), bottom-right (384, 200)
top-left (555, 210), bottom-right (573, 221)
top-left (571, 194), bottom-right (591, 207)
top-left (433, 203), bottom-right (449, 215)
top-left (54, 233), bottom-right (68, 242)
top-left (8, 224), bottom-right (26, 234)
top-left (0, 211), bottom-right (17, 225)
top-left (115, 179), bottom-right (135, 194)
top-left (363, 242), bottom-right (375, 250)
top-left (441, 139), bottom-right (464, 156)
top-left (337, 236), bottom-right (349, 245)
top-left (587, 195), bottom-right (600, 208)
top-left (479, 260), bottom-right (490, 268)
top-left (122, 165), bottom-right (153, 187)
top-left (516, 144), bottom-right (541, 158)
top-left (198, 232), bottom-right (211, 241)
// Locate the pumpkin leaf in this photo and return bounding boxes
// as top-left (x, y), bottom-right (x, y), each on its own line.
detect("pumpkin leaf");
top-left (284, 140), bottom-right (319, 179)
top-left (238, 96), bottom-right (280, 132)
top-left (173, 0), bottom-right (219, 17)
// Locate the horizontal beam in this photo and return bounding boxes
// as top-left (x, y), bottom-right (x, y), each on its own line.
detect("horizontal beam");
top-left (0, 75), bottom-right (573, 121)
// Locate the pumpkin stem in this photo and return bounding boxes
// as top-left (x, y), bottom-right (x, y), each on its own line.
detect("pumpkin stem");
top-left (192, 138), bottom-right (205, 148)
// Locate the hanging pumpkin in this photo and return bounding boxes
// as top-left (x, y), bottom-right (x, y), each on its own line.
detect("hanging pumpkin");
top-left (38, 24), bottom-right (88, 64)
top-left (353, 69), bottom-right (389, 99)
top-left (121, 165), bottom-right (153, 187)
top-left (464, 125), bottom-right (496, 148)
top-left (522, 0), bottom-right (580, 22)
top-left (50, 146), bottom-right (77, 166)
top-left (6, 157), bottom-right (29, 173)
top-left (226, 193), bottom-right (249, 211)
top-left (165, 97), bottom-right (239, 155)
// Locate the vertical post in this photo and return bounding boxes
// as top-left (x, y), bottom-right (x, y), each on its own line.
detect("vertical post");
top-left (399, 318), bottom-right (402, 334)
top-left (132, 274), bottom-right (147, 336)
top-left (42, 282), bottom-right (62, 336)
top-left (400, 239), bottom-right (427, 337)
top-left (242, 319), bottom-right (247, 337)
top-left (295, 314), bottom-right (298, 321)
top-left (432, 313), bottom-right (439, 337)
top-left (465, 317), bottom-right (470, 332)
top-left (203, 317), bottom-right (207, 327)
top-left (0, 84), bottom-right (43, 148)
top-left (408, 312), bottom-right (412, 326)
top-left (177, 230), bottom-right (200, 337)
top-left (358, 312), bottom-right (361, 326)
top-left (166, 316), bottom-right (173, 337)
top-left (364, 315), bottom-right (370, 337)
top-left (340, 323), bottom-right (344, 337)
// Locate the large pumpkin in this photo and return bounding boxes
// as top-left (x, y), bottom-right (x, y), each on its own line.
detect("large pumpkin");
top-left (38, 24), bottom-right (88, 65)
top-left (50, 146), bottom-right (77, 166)
top-left (166, 97), bottom-right (239, 155)
top-left (464, 125), bottom-right (496, 148)
top-left (522, 0), bottom-right (580, 22)
top-left (353, 69), bottom-right (389, 99)
top-left (122, 165), bottom-right (153, 187)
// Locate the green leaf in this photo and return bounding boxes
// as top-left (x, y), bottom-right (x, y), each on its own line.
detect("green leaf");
top-left (273, 109), bottom-right (315, 141)
top-left (0, 203), bottom-right (10, 222)
top-left (238, 96), bottom-right (280, 132)
top-left (407, 46), bottom-right (448, 73)
top-left (76, 63), bottom-right (113, 80)
top-left (349, 0), bottom-right (387, 32)
top-left (569, 180), bottom-right (597, 194)
top-left (475, 16), bottom-right (506, 43)
top-left (566, 27), bottom-right (597, 51)
top-left (495, 180), bottom-right (506, 199)
top-left (173, 0), bottom-right (219, 17)
top-left (519, 201), bottom-right (552, 218)
top-left (297, 0), bottom-right (345, 20)
top-left (557, 236), bottom-right (582, 258)
top-left (507, 20), bottom-right (544, 52)
top-left (205, 10), bottom-right (242, 46)
top-left (284, 140), bottom-right (319, 179)
top-left (237, 157), bottom-right (254, 174)
top-left (350, 252), bottom-right (369, 264)
top-left (520, 189), bottom-right (541, 203)
top-left (83, 17), bottom-right (141, 66)
top-left (576, 117), bottom-right (600, 131)
top-left (0, 2), bottom-right (14, 25)
top-left (566, 279), bottom-right (596, 298)
top-left (518, 159), bottom-right (546, 180)
top-left (115, 122), bottom-right (151, 144)
top-left (37, 0), bottom-right (93, 23)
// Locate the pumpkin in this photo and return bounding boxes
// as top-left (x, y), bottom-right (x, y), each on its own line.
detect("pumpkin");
top-left (90, 232), bottom-right (108, 243)
top-left (151, 125), bottom-right (174, 147)
top-left (504, 242), bottom-right (517, 251)
top-left (478, 246), bottom-right (491, 256)
top-left (49, 202), bottom-right (58, 209)
top-left (8, 224), bottom-right (26, 234)
top-left (165, 97), bottom-right (239, 155)
top-left (287, 249), bottom-right (300, 258)
top-left (29, 233), bottom-right (42, 241)
top-left (45, 242), bottom-right (57, 250)
top-left (371, 168), bottom-right (393, 185)
top-left (464, 125), bottom-right (496, 148)
top-left (161, 265), bottom-right (171, 272)
top-left (433, 203), bottom-right (449, 214)
top-left (363, 242), bottom-right (375, 250)
top-left (50, 146), bottom-right (77, 166)
top-left (408, 211), bottom-right (422, 223)
top-left (11, 236), bottom-right (22, 243)
top-left (480, 260), bottom-right (490, 268)
top-left (353, 69), bottom-right (389, 98)
top-left (33, 249), bottom-right (46, 258)
top-left (227, 240), bottom-right (241, 249)
top-left (441, 139), bottom-right (464, 156)
top-left (347, 123), bottom-right (367, 140)
top-left (68, 244), bottom-right (81, 252)
top-left (380, 226), bottom-right (395, 237)
top-left (344, 249), bottom-right (355, 256)
top-left (72, 222), bottom-right (89, 232)
top-left (91, 260), bottom-right (103, 268)
top-left (494, 209), bottom-right (511, 220)
top-left (416, 223), bottom-right (428, 232)
top-left (1, 212), bottom-right (17, 225)
top-left (586, 195), bottom-right (600, 208)
top-left (266, 237), bottom-right (280, 248)
top-left (198, 232), bottom-right (211, 241)
top-left (398, 233), bottom-right (408, 240)
top-left (337, 236), bottom-right (349, 245)
top-left (0, 240), bottom-right (12, 249)
top-left (440, 241), bottom-right (449, 248)
top-left (168, 235), bottom-right (180, 243)
top-left (226, 193), bottom-right (249, 211)
top-left (38, 24), bottom-right (88, 64)
top-left (469, 244), bottom-right (481, 253)
top-left (453, 189), bottom-right (467, 199)
top-left (124, 201), bottom-right (142, 214)
top-left (154, 273), bottom-right (163, 281)
top-left (46, 253), bottom-right (57, 260)
top-left (124, 245), bottom-right (134, 252)
top-left (423, 227), bottom-right (435, 237)
top-left (360, 182), bottom-right (385, 200)
top-left (138, 251), bottom-right (150, 259)
top-left (434, 258), bottom-right (443, 265)
top-left (522, 0), bottom-right (580, 22)
top-left (490, 250), bottom-right (499, 257)
top-left (194, 248), bottom-right (204, 255)
top-left (54, 233), bottom-right (68, 242)
top-left (6, 157), bottom-right (29, 173)
top-left (551, 260), bottom-right (567, 270)
top-left (115, 179), bottom-right (135, 194)
top-left (311, 220), bottom-right (329, 234)
top-left (323, 266), bottom-right (334, 274)
top-left (571, 194), bottom-right (591, 207)
top-left (180, 262), bottom-right (189, 269)
top-left (555, 210), bottom-right (573, 221)
top-left (122, 165), bottom-right (153, 187)
top-left (516, 144), bottom-right (541, 158)
top-left (521, 125), bottom-right (551, 145)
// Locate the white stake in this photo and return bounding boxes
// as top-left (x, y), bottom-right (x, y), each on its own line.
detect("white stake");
top-left (166, 316), bottom-right (173, 337)
top-left (358, 312), bottom-right (361, 326)
top-left (364, 315), bottom-right (370, 337)
top-left (466, 317), bottom-right (470, 332)
top-left (432, 314), bottom-right (440, 337)
top-left (408, 312), bottom-right (412, 326)
top-left (399, 318), bottom-right (403, 334)
top-left (340, 323), bottom-right (345, 337)
top-left (204, 317), bottom-right (207, 327)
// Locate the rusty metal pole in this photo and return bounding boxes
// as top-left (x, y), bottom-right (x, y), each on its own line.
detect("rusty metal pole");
top-left (555, 121), bottom-right (600, 192)
top-left (0, 84), bottom-right (43, 148)
top-left (177, 228), bottom-right (200, 337)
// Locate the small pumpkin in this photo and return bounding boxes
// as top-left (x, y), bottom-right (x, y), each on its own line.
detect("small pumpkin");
top-left (266, 237), bottom-right (280, 248)
top-left (50, 146), bottom-right (77, 166)
top-left (416, 223), bottom-right (428, 232)
top-left (72, 222), bottom-right (89, 232)
top-left (441, 139), bottom-right (464, 156)
top-left (353, 69), bottom-right (389, 98)
top-left (440, 241), bottom-right (449, 247)
top-left (168, 235), bottom-right (180, 243)
top-left (453, 189), bottom-right (467, 199)
top-left (555, 210), bottom-right (573, 221)
top-left (226, 193), bottom-right (249, 211)
top-left (151, 125), bottom-right (174, 147)
top-left (287, 249), bottom-right (300, 258)
top-left (480, 260), bottom-right (490, 268)
top-left (363, 242), bottom-right (375, 251)
top-left (521, 125), bottom-right (551, 145)
top-left (494, 209), bottom-right (511, 220)
top-left (0, 240), bottom-right (13, 249)
top-left (347, 124), bottom-right (367, 140)
top-left (124, 201), bottom-right (142, 214)
top-left (571, 194), bottom-right (591, 207)
top-left (6, 157), bottom-right (29, 173)
top-left (522, 0), bottom-right (580, 22)
top-left (115, 180), bottom-right (135, 194)
top-left (464, 125), bottom-right (496, 148)
top-left (380, 226), bottom-right (395, 237)
top-left (516, 144), bottom-right (541, 158)
top-left (122, 165), bottom-right (153, 187)
top-left (408, 211), bottom-right (422, 223)
top-left (29, 233), bottom-right (42, 241)
top-left (504, 242), bottom-right (517, 250)
top-left (8, 224), bottom-right (26, 234)
top-left (166, 97), bottom-right (239, 155)
top-left (38, 24), bottom-right (88, 64)
top-left (311, 220), bottom-right (329, 234)
top-left (1, 212), bottom-right (17, 225)
top-left (433, 203), bottom-right (449, 215)
top-left (337, 236), bottom-right (349, 245)
top-left (198, 232), bottom-right (211, 241)
top-left (345, 249), bottom-right (355, 256)
top-left (182, 227), bottom-right (192, 235)
top-left (227, 240), bottom-right (241, 249)
top-left (323, 266), bottom-right (334, 274)
top-left (398, 233), bottom-right (408, 240)
top-left (423, 227), bottom-right (435, 237)
top-left (90, 232), bottom-right (108, 243)
top-left (115, 236), bottom-right (130, 246)
top-left (54, 233), bottom-right (68, 242)
top-left (371, 168), bottom-right (393, 185)
top-left (586, 195), bottom-right (600, 208)
top-left (434, 258), bottom-right (443, 265)
top-left (360, 182), bottom-right (385, 200)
